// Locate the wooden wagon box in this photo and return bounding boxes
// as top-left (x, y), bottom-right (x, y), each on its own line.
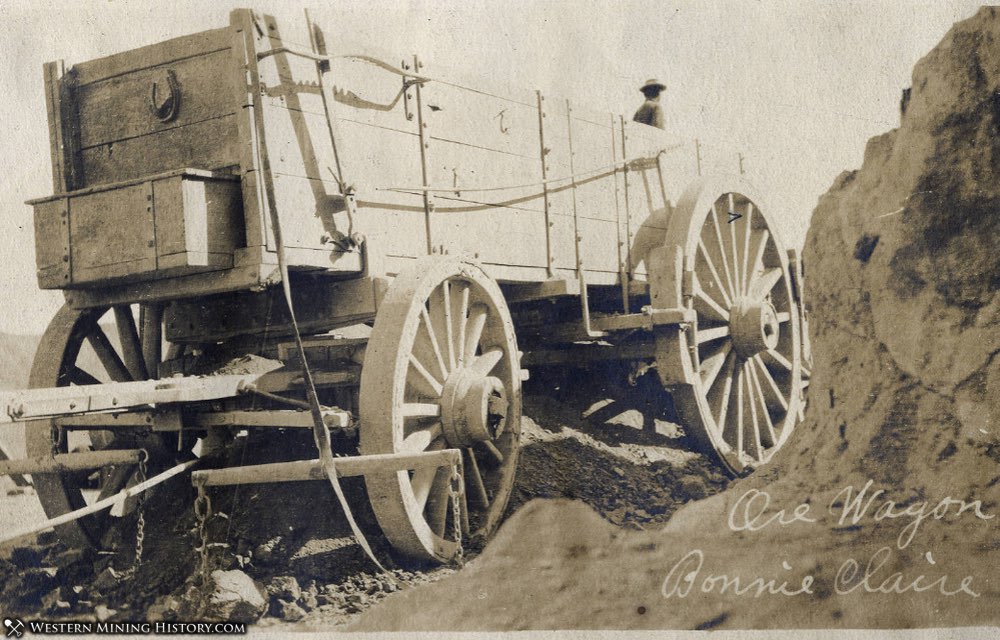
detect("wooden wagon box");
top-left (29, 169), bottom-right (243, 288)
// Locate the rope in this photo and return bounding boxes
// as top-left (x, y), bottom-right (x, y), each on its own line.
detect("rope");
top-left (255, 39), bottom-right (388, 573)
top-left (377, 147), bottom-right (682, 195)
top-left (0, 458), bottom-right (201, 546)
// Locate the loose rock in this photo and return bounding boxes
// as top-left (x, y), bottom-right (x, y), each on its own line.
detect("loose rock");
top-left (204, 570), bottom-right (267, 624)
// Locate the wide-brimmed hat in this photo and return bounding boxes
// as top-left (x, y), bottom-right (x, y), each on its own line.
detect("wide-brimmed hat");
top-left (640, 78), bottom-right (666, 92)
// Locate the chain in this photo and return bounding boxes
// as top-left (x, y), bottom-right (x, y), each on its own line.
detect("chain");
top-left (117, 450), bottom-right (148, 581)
top-left (193, 482), bottom-right (213, 614)
top-left (448, 462), bottom-right (464, 568)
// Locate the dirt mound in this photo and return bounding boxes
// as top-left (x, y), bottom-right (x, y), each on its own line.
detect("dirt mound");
top-left (351, 7), bottom-right (1000, 631)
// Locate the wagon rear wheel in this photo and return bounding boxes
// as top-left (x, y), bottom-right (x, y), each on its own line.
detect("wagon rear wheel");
top-left (652, 177), bottom-right (803, 474)
top-left (27, 303), bottom-right (174, 548)
top-left (360, 257), bottom-right (522, 563)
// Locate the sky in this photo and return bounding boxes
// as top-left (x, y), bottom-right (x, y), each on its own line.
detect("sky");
top-left (0, 0), bottom-right (983, 334)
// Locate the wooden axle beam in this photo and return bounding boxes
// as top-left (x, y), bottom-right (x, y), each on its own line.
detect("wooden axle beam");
top-left (190, 409), bottom-right (351, 429)
top-left (53, 408), bottom-right (352, 431)
top-left (0, 367), bottom-right (361, 427)
top-left (525, 306), bottom-right (695, 344)
top-left (589, 307), bottom-right (695, 332)
top-left (521, 340), bottom-right (657, 366)
top-left (191, 449), bottom-right (461, 487)
top-left (0, 449), bottom-right (142, 477)
top-left (0, 374), bottom-right (262, 425)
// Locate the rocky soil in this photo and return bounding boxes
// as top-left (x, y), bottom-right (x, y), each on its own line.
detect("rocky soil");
top-left (0, 370), bottom-right (725, 628)
top-left (347, 7), bottom-right (1000, 631)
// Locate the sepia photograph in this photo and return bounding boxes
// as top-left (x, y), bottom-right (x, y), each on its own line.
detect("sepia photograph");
top-left (0, 1), bottom-right (996, 636)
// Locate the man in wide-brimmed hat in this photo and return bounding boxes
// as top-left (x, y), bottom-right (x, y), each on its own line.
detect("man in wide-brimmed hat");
top-left (633, 78), bottom-right (666, 129)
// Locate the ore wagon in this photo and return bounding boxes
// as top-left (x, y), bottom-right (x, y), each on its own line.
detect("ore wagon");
top-left (1, 9), bottom-right (809, 565)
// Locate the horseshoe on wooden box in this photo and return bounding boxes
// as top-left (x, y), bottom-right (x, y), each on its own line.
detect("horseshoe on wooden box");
top-left (149, 70), bottom-right (181, 123)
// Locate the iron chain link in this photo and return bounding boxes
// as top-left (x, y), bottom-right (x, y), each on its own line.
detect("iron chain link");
top-left (118, 449), bottom-right (148, 581)
top-left (449, 461), bottom-right (464, 568)
top-left (193, 481), bottom-right (213, 614)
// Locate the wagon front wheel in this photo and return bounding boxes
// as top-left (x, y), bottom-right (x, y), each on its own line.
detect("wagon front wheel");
top-left (360, 257), bottom-right (522, 563)
top-left (651, 176), bottom-right (804, 475)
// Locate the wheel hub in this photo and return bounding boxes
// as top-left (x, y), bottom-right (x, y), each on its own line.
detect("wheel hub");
top-left (729, 298), bottom-right (780, 358)
top-left (440, 370), bottom-right (509, 447)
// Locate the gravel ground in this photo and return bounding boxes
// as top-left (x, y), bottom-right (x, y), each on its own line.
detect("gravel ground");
top-left (0, 368), bottom-right (726, 629)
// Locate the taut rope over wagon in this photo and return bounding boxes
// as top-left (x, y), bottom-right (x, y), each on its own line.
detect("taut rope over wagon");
top-left (0, 9), bottom-right (810, 568)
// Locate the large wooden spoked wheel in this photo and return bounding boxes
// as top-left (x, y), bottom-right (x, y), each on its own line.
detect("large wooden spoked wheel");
top-left (360, 257), bottom-right (522, 563)
top-left (652, 176), bottom-right (803, 474)
top-left (28, 303), bottom-right (173, 548)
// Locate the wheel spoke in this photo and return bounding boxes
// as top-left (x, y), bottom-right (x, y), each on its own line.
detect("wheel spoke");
top-left (748, 268), bottom-right (783, 301)
top-left (733, 364), bottom-right (745, 453)
top-left (698, 239), bottom-right (733, 307)
top-left (96, 464), bottom-right (135, 502)
top-left (113, 306), bottom-right (148, 381)
top-left (742, 203), bottom-right (753, 298)
top-left (713, 355), bottom-right (736, 436)
top-left (693, 285), bottom-right (730, 322)
top-left (410, 436), bottom-right (446, 510)
top-left (465, 447), bottom-right (490, 508)
top-left (441, 282), bottom-right (456, 371)
top-left (408, 353), bottom-right (443, 397)
top-left (427, 284), bottom-right (454, 376)
top-left (411, 466), bottom-right (439, 511)
top-left (86, 326), bottom-right (132, 382)
top-left (749, 229), bottom-right (770, 289)
top-left (744, 369), bottom-right (763, 462)
top-left (752, 354), bottom-right (788, 411)
top-left (747, 361), bottom-right (777, 447)
top-left (401, 422), bottom-right (443, 453)
top-left (480, 440), bottom-right (504, 465)
top-left (419, 306), bottom-right (449, 381)
top-left (66, 366), bottom-right (101, 386)
top-left (696, 325), bottom-right (730, 345)
top-left (701, 344), bottom-right (732, 391)
top-left (454, 284), bottom-right (470, 368)
top-left (728, 194), bottom-right (742, 296)
top-left (139, 304), bottom-right (163, 379)
top-left (709, 204), bottom-right (737, 299)
top-left (762, 348), bottom-right (793, 373)
top-left (464, 304), bottom-right (488, 363)
top-left (402, 403), bottom-right (441, 418)
top-left (468, 348), bottom-right (503, 378)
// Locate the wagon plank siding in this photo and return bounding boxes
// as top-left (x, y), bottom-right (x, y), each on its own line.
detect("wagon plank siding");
top-left (80, 115), bottom-right (240, 185)
top-left (76, 49), bottom-right (237, 149)
top-left (426, 139), bottom-right (546, 212)
top-left (422, 82), bottom-right (540, 159)
top-left (71, 28), bottom-right (231, 86)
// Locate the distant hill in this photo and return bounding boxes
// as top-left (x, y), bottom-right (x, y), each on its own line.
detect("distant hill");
top-left (0, 332), bottom-right (42, 390)
top-left (0, 333), bottom-right (41, 468)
